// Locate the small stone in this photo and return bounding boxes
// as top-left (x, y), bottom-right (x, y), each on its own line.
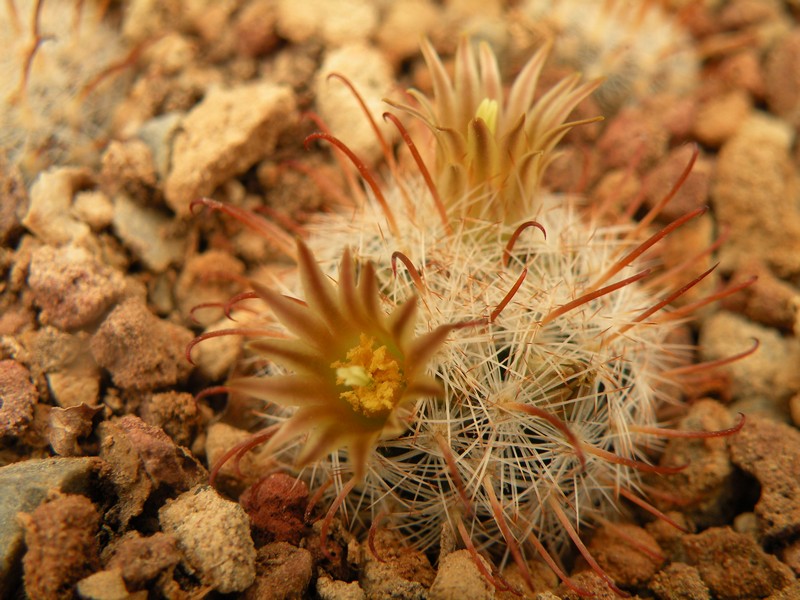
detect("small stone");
top-left (649, 400), bottom-right (740, 528)
top-left (596, 105), bottom-right (669, 171)
top-left (650, 563), bottom-right (710, 600)
top-left (683, 527), bottom-right (794, 599)
top-left (159, 485), bottom-right (256, 594)
top-left (240, 473), bottom-right (309, 545)
top-left (316, 574), bottom-right (366, 600)
top-left (165, 82), bottom-right (295, 215)
top-left (729, 416), bottom-right (800, 545)
top-left (28, 244), bottom-right (126, 330)
top-left (192, 317), bottom-right (243, 380)
top-left (586, 523), bottom-right (664, 587)
top-left (76, 569), bottom-right (144, 600)
top-left (377, 0), bottom-right (441, 65)
top-left (765, 29), bottom-right (800, 125)
top-left (692, 89), bottom-right (752, 147)
top-left (712, 113), bottom-right (800, 278)
top-left (0, 360), bottom-right (37, 439)
top-left (556, 571), bottom-right (618, 600)
top-left (0, 457), bottom-right (102, 597)
top-left (315, 44), bottom-right (396, 164)
top-left (20, 494), bottom-right (101, 600)
top-left (205, 422), bottom-right (273, 491)
top-left (22, 167), bottom-right (93, 245)
top-left (137, 112), bottom-right (184, 179)
top-left (359, 529), bottom-right (436, 600)
top-left (643, 145), bottom-right (712, 221)
top-left (700, 311), bottom-right (800, 409)
top-left (90, 298), bottom-right (194, 391)
top-left (100, 139), bottom-right (158, 204)
top-left (0, 155), bottom-right (27, 246)
top-left (276, 0), bottom-right (378, 45)
top-left (244, 542), bottom-right (313, 600)
top-left (112, 193), bottom-right (186, 273)
top-left (138, 391), bottom-right (198, 447)
top-left (428, 549), bottom-right (494, 600)
top-left (72, 190), bottom-right (114, 231)
top-left (48, 404), bottom-right (102, 456)
top-left (173, 249), bottom-right (245, 327)
top-left (104, 531), bottom-right (181, 588)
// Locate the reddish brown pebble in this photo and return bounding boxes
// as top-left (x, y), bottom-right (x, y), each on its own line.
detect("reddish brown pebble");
top-left (240, 473), bottom-right (309, 545)
top-left (683, 527), bottom-right (795, 599)
top-left (0, 360), bottom-right (37, 439)
top-left (20, 494), bottom-right (100, 600)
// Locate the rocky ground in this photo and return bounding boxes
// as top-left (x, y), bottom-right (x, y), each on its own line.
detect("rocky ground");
top-left (3, 0), bottom-right (800, 598)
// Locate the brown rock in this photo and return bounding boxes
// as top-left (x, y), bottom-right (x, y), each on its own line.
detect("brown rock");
top-left (683, 527), bottom-right (795, 599)
top-left (721, 260), bottom-right (800, 332)
top-left (0, 359), bottom-right (37, 439)
top-left (99, 415), bottom-right (206, 527)
top-left (359, 529), bottom-right (436, 599)
top-left (650, 563), bottom-right (710, 600)
top-left (712, 113), bottom-right (800, 278)
top-left (173, 249), bottom-right (245, 327)
top-left (556, 570), bottom-right (620, 600)
top-left (240, 473), bottom-right (309, 545)
top-left (20, 494), bottom-right (100, 600)
top-left (164, 82), bottom-right (295, 215)
top-left (643, 145), bottom-right (713, 221)
top-left (22, 167), bottom-right (93, 245)
top-left (90, 298), bottom-right (193, 390)
top-left (28, 244), bottom-right (126, 330)
top-left (244, 542), bottom-right (313, 600)
top-left (765, 29), bottom-right (800, 125)
top-left (428, 550), bottom-right (494, 600)
top-left (596, 105), bottom-right (669, 172)
top-left (649, 400), bottom-right (740, 529)
top-left (0, 155), bottom-right (26, 246)
top-left (100, 139), bottom-right (159, 204)
top-left (692, 89), bottom-right (752, 147)
top-left (48, 403), bottom-right (102, 456)
top-left (584, 523), bottom-right (664, 588)
top-left (728, 416), bottom-right (800, 545)
top-left (104, 531), bottom-right (181, 588)
top-left (138, 391), bottom-right (198, 447)
top-left (159, 485), bottom-right (256, 594)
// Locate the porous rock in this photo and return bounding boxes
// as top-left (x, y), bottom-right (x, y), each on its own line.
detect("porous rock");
top-left (712, 113), bottom-right (800, 278)
top-left (28, 243), bottom-right (126, 330)
top-left (159, 484), bottom-right (256, 594)
top-left (0, 359), bottom-right (37, 439)
top-left (428, 549), bottom-right (494, 600)
top-left (585, 523), bottom-right (664, 588)
top-left (103, 531), bottom-right (181, 589)
top-left (99, 415), bottom-right (206, 527)
top-left (165, 82), bottom-right (295, 215)
top-left (650, 562), bottom-right (710, 600)
top-left (20, 493), bottom-right (101, 600)
top-left (728, 415), bottom-right (800, 545)
top-left (243, 542), bottom-right (313, 600)
top-left (683, 527), bottom-right (795, 599)
top-left (240, 473), bottom-right (309, 545)
top-left (90, 298), bottom-right (194, 390)
top-left (22, 167), bottom-right (93, 245)
top-left (359, 529), bottom-right (436, 600)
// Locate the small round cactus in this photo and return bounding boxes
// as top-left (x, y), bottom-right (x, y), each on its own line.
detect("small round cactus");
top-left (521, 0), bottom-right (699, 112)
top-left (196, 36), bottom-right (747, 596)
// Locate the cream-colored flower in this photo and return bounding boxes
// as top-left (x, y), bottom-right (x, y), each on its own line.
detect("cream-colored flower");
top-left (226, 239), bottom-right (454, 480)
top-left (389, 38), bottom-right (600, 223)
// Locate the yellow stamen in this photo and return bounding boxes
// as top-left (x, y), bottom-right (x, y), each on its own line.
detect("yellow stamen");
top-left (475, 98), bottom-right (498, 135)
top-left (332, 334), bottom-right (404, 418)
